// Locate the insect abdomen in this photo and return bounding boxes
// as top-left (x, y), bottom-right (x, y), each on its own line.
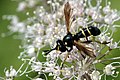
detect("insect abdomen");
top-left (74, 31), bottom-right (85, 40)
top-left (74, 26), bottom-right (101, 40)
top-left (88, 26), bottom-right (101, 36)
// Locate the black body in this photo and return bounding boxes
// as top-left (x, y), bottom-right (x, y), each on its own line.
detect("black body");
top-left (74, 26), bottom-right (101, 40)
top-left (45, 26), bottom-right (100, 54)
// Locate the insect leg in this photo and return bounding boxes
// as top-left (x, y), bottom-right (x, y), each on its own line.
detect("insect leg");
top-left (60, 52), bottom-right (69, 69)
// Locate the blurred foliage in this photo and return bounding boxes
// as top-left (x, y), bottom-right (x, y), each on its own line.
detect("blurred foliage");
top-left (0, 0), bottom-right (27, 79)
top-left (0, 0), bottom-right (120, 80)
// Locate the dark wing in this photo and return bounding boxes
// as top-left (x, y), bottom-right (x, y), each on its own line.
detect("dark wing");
top-left (81, 73), bottom-right (92, 80)
top-left (64, 2), bottom-right (72, 33)
top-left (74, 41), bottom-right (96, 58)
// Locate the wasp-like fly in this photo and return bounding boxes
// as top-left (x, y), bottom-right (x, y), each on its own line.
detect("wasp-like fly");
top-left (44, 2), bottom-right (101, 58)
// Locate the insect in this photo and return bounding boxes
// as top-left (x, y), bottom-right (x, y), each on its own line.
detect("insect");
top-left (44, 2), bottom-right (101, 59)
top-left (81, 73), bottom-right (92, 80)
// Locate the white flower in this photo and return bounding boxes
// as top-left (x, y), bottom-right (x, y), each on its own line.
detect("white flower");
top-left (4, 0), bottom-right (120, 80)
top-left (103, 5), bottom-right (111, 14)
top-left (48, 50), bottom-right (60, 60)
top-left (104, 11), bottom-right (119, 24)
top-left (44, 61), bottom-right (56, 73)
top-left (62, 68), bottom-right (72, 78)
top-left (92, 13), bottom-right (103, 22)
top-left (35, 78), bottom-right (44, 80)
top-left (53, 66), bottom-right (61, 76)
top-left (27, 45), bottom-right (35, 57)
top-left (97, 34), bottom-right (111, 43)
top-left (85, 8), bottom-right (96, 16)
top-left (103, 64), bottom-right (115, 75)
top-left (91, 70), bottom-right (101, 80)
top-left (46, 61), bottom-right (56, 68)
top-left (104, 14), bottom-right (113, 24)
top-left (17, 1), bottom-right (27, 11)
top-left (31, 62), bottom-right (42, 72)
top-left (28, 0), bottom-right (37, 8)
top-left (55, 77), bottom-right (62, 80)
top-left (33, 37), bottom-right (43, 48)
top-left (107, 41), bottom-right (119, 49)
top-left (5, 66), bottom-right (17, 78)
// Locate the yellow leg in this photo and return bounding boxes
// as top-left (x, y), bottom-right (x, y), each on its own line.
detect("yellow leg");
top-left (60, 52), bottom-right (69, 69)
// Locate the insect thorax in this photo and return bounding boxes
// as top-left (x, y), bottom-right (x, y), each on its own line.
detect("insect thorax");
top-left (63, 32), bottom-right (74, 51)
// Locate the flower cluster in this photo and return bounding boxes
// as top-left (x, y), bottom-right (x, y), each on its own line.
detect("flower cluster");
top-left (1, 0), bottom-right (120, 80)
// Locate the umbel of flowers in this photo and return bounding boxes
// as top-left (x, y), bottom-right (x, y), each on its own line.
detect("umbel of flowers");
top-left (1, 0), bottom-right (120, 80)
